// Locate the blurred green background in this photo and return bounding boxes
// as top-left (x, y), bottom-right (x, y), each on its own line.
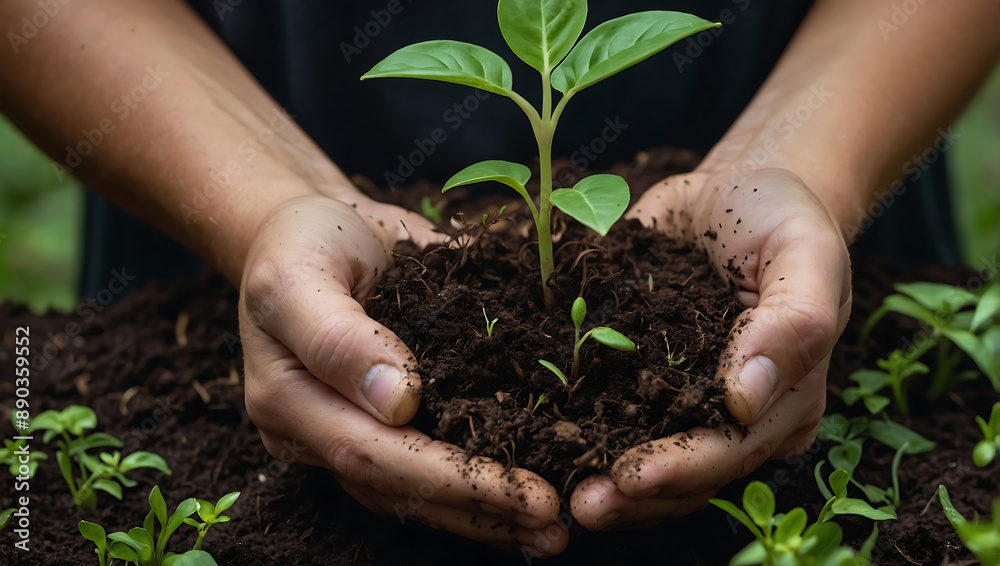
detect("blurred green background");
top-left (1, 68), bottom-right (998, 313)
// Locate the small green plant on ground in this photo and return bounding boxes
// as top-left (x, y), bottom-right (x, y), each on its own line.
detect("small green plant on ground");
top-left (974, 401), bottom-right (1000, 467)
top-left (28, 405), bottom-right (171, 511)
top-left (860, 279), bottom-right (1000, 404)
top-left (538, 296), bottom-right (635, 390)
top-left (817, 414), bottom-right (934, 473)
top-left (79, 486), bottom-right (240, 566)
top-left (0, 436), bottom-right (47, 479)
top-left (938, 485), bottom-right (1000, 566)
top-left (0, 508), bottom-right (14, 530)
top-left (362, 0), bottom-right (719, 308)
top-left (482, 306), bottom-right (499, 337)
top-left (710, 478), bottom-right (883, 566)
top-left (419, 196), bottom-right (445, 225)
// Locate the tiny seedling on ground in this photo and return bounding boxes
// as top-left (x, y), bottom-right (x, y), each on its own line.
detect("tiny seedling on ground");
top-left (0, 508), bottom-right (14, 530)
top-left (28, 405), bottom-right (171, 511)
top-left (1, 437), bottom-right (47, 479)
top-left (419, 196), bottom-right (445, 225)
top-left (539, 296), bottom-right (635, 390)
top-left (79, 485), bottom-right (240, 566)
top-left (710, 479), bottom-right (882, 566)
top-left (938, 485), bottom-right (1000, 566)
top-left (973, 401), bottom-right (1000, 467)
top-left (362, 0), bottom-right (719, 308)
top-left (483, 306), bottom-right (499, 338)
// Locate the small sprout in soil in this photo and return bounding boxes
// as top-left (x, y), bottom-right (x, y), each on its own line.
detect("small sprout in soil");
top-left (29, 405), bottom-right (171, 511)
top-left (538, 359), bottom-right (569, 389)
top-left (0, 508), bottom-right (14, 530)
top-left (1, 437), bottom-right (47, 479)
top-left (814, 443), bottom-right (910, 513)
top-left (973, 401), bottom-right (1000, 467)
top-left (419, 196), bottom-right (444, 225)
top-left (817, 413), bottom-right (934, 476)
top-left (569, 296), bottom-right (635, 379)
top-left (79, 485), bottom-right (239, 566)
top-left (938, 484), bottom-right (1000, 566)
top-left (813, 467), bottom-right (897, 523)
top-left (860, 278), bottom-right (1000, 404)
top-left (529, 393), bottom-right (549, 416)
top-left (362, 0), bottom-right (719, 308)
top-left (483, 306), bottom-right (499, 338)
top-left (710, 480), bottom-right (881, 566)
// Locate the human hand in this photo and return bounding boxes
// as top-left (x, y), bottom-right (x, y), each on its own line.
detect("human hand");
top-left (570, 168), bottom-right (852, 530)
top-left (238, 194), bottom-right (568, 554)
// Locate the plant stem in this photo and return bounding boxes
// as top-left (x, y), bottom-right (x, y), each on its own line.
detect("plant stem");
top-left (536, 70), bottom-right (556, 310)
top-left (193, 527), bottom-right (207, 551)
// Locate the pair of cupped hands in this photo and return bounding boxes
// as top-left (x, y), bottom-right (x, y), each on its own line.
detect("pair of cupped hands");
top-left (238, 166), bottom-right (851, 558)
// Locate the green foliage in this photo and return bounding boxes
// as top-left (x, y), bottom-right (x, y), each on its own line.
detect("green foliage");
top-left (710, 479), bottom-right (882, 565)
top-left (0, 437), bottom-right (48, 479)
top-left (861, 279), bottom-right (1000, 404)
top-left (80, 486), bottom-right (240, 566)
top-left (938, 485), bottom-right (1000, 566)
top-left (0, 508), bottom-right (14, 530)
top-left (538, 296), bottom-right (636, 392)
top-left (973, 402), bottom-right (1000, 467)
top-left (362, 1), bottom-right (718, 308)
top-left (419, 196), bottom-right (444, 224)
top-left (29, 405), bottom-right (171, 511)
top-left (482, 306), bottom-right (499, 338)
top-left (0, 114), bottom-right (82, 312)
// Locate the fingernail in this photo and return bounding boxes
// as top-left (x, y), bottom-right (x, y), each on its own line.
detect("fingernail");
top-left (363, 364), bottom-right (406, 420)
top-left (737, 356), bottom-right (778, 418)
top-left (515, 513), bottom-right (545, 530)
top-left (596, 511), bottom-right (620, 530)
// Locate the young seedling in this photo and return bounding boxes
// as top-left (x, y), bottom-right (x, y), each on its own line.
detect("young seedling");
top-left (528, 393), bottom-right (549, 416)
top-left (362, 0), bottom-right (719, 308)
top-left (29, 405), bottom-right (171, 511)
top-left (861, 279), bottom-right (1000, 399)
top-left (79, 485), bottom-right (239, 566)
top-left (812, 468), bottom-right (897, 523)
top-left (814, 443), bottom-right (910, 514)
top-left (843, 350), bottom-right (928, 418)
top-left (419, 196), bottom-right (445, 225)
top-left (0, 437), bottom-right (47, 479)
top-left (483, 306), bottom-right (499, 338)
top-left (0, 508), bottom-right (14, 530)
top-left (538, 296), bottom-right (635, 391)
top-left (710, 480), bottom-right (881, 566)
top-left (973, 401), bottom-right (1000, 467)
top-left (938, 485), bottom-right (1000, 566)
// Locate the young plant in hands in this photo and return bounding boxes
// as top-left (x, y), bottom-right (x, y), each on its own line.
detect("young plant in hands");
top-left (362, 0), bottom-right (718, 308)
top-left (538, 296), bottom-right (635, 391)
top-left (29, 405), bottom-right (171, 511)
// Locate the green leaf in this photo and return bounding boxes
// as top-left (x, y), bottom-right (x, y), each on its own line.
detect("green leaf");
top-left (972, 280), bottom-right (1000, 332)
top-left (849, 369), bottom-right (890, 392)
top-left (829, 469), bottom-right (850, 499)
top-left (78, 521), bottom-right (107, 555)
top-left (941, 327), bottom-right (1000, 388)
top-left (814, 461), bottom-right (833, 501)
top-left (27, 410), bottom-right (65, 435)
top-left (590, 327), bottom-right (636, 351)
top-left (571, 296), bottom-right (587, 329)
top-left (773, 507), bottom-right (807, 543)
top-left (862, 394), bottom-right (891, 415)
top-left (162, 549), bottom-right (220, 566)
top-left (829, 441), bottom-right (862, 477)
top-left (895, 281), bottom-right (978, 313)
top-left (538, 359), bottom-right (569, 386)
top-left (861, 295), bottom-right (938, 339)
top-left (868, 420), bottom-right (935, 454)
top-left (362, 41), bottom-right (513, 96)
top-left (442, 160), bottom-right (532, 203)
top-left (973, 439), bottom-right (997, 467)
top-left (108, 540), bottom-right (140, 562)
top-left (858, 524), bottom-right (880, 563)
top-left (551, 174), bottom-right (630, 236)
top-left (93, 478), bottom-right (123, 500)
top-left (108, 531), bottom-right (147, 552)
top-left (551, 11), bottom-right (720, 95)
top-left (709, 498), bottom-right (763, 541)
top-left (801, 522), bottom-right (844, 560)
top-left (120, 451), bottom-right (172, 475)
top-left (743, 481), bottom-right (775, 529)
top-left (164, 498), bottom-right (200, 542)
top-left (149, 485), bottom-right (168, 528)
top-left (729, 540), bottom-right (767, 566)
top-left (60, 405), bottom-right (98, 436)
top-left (937, 485), bottom-right (966, 529)
top-left (66, 432), bottom-right (123, 457)
top-left (197, 499), bottom-right (217, 522)
top-left (831, 497), bottom-right (897, 520)
top-left (818, 414), bottom-right (850, 442)
top-left (497, 0), bottom-right (587, 73)
top-left (956, 521), bottom-right (1000, 566)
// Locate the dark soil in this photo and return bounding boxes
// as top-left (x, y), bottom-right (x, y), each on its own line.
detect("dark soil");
top-left (0, 148), bottom-right (996, 565)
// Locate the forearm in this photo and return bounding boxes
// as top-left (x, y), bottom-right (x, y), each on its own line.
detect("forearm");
top-left (697, 0), bottom-right (999, 241)
top-left (0, 0), bottom-right (359, 283)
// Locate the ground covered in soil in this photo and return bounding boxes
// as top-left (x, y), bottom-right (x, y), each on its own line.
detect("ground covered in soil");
top-left (1, 148), bottom-right (996, 565)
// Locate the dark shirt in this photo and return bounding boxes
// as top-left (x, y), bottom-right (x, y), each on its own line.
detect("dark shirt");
top-left (81, 0), bottom-right (959, 297)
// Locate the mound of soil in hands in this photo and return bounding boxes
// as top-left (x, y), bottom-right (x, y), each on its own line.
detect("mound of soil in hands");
top-left (0, 148), bottom-right (995, 565)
